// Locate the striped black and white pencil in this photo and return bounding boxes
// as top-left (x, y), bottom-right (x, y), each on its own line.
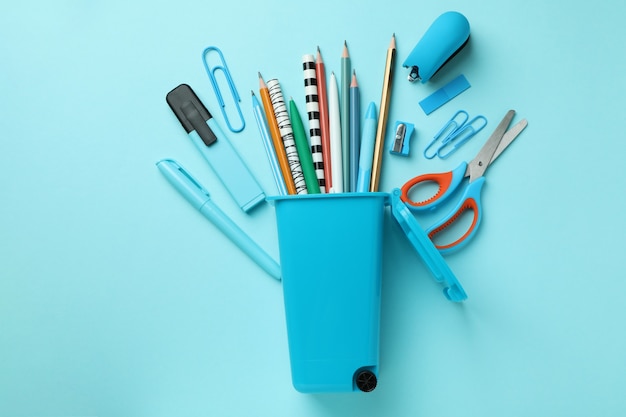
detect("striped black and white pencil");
top-left (302, 53), bottom-right (326, 193)
top-left (267, 78), bottom-right (308, 195)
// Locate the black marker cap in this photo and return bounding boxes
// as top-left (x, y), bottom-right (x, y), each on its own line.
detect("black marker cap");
top-left (166, 84), bottom-right (217, 146)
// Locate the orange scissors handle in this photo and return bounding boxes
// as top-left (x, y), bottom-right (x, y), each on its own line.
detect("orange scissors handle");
top-left (400, 162), bottom-right (468, 212)
top-left (426, 177), bottom-right (485, 254)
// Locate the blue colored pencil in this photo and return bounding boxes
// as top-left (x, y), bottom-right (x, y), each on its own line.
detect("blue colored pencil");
top-left (349, 70), bottom-right (360, 192)
top-left (251, 91), bottom-right (287, 195)
top-left (328, 72), bottom-right (343, 193)
top-left (340, 42), bottom-right (351, 191)
top-left (356, 102), bottom-right (378, 193)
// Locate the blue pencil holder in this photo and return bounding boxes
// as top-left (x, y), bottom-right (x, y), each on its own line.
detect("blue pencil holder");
top-left (270, 193), bottom-right (387, 393)
top-left (268, 190), bottom-right (466, 393)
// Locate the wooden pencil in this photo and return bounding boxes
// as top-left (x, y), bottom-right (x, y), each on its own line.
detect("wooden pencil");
top-left (370, 34), bottom-right (396, 192)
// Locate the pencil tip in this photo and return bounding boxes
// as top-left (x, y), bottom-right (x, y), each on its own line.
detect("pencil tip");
top-left (316, 46), bottom-right (323, 63)
top-left (258, 71), bottom-right (262, 78)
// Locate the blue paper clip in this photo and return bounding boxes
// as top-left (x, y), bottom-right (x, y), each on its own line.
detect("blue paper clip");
top-left (202, 46), bottom-right (245, 133)
top-left (424, 110), bottom-right (468, 159)
top-left (437, 115), bottom-right (487, 158)
top-left (423, 110), bottom-right (487, 159)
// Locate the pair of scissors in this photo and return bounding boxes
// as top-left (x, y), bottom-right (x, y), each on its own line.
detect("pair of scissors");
top-left (400, 110), bottom-right (528, 254)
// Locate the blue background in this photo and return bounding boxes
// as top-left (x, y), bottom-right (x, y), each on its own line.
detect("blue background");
top-left (2, 0), bottom-right (626, 416)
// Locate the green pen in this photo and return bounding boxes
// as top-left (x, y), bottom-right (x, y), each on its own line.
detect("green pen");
top-left (289, 98), bottom-right (321, 194)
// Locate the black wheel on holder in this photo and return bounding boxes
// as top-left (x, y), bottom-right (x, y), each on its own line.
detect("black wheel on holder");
top-left (355, 370), bottom-right (377, 392)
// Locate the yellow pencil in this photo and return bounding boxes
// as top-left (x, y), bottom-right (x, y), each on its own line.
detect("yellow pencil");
top-left (370, 34), bottom-right (396, 192)
top-left (258, 73), bottom-right (297, 195)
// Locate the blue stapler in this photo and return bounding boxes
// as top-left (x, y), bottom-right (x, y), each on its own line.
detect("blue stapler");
top-left (403, 11), bottom-right (470, 83)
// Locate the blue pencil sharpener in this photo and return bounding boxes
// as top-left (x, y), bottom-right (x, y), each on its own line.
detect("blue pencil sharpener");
top-left (403, 11), bottom-right (470, 83)
top-left (268, 191), bottom-right (466, 393)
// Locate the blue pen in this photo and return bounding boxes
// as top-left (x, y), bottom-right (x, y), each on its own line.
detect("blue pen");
top-left (356, 102), bottom-right (378, 193)
top-left (251, 91), bottom-right (287, 195)
top-left (157, 159), bottom-right (281, 281)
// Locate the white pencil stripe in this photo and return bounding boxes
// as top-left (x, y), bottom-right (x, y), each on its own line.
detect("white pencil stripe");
top-left (267, 79), bottom-right (308, 195)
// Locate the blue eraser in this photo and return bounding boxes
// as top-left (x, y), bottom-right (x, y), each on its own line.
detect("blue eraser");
top-left (419, 74), bottom-right (471, 115)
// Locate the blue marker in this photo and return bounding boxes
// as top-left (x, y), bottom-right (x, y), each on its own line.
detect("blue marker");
top-left (356, 102), bottom-right (378, 193)
top-left (166, 84), bottom-right (265, 213)
top-left (157, 159), bottom-right (281, 281)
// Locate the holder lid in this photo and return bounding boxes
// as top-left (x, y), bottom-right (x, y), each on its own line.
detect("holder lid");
top-left (388, 188), bottom-right (467, 302)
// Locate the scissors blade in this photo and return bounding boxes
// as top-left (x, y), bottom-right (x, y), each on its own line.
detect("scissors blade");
top-left (490, 118), bottom-right (528, 163)
top-left (467, 110), bottom-right (515, 181)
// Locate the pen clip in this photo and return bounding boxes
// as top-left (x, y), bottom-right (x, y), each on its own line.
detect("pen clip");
top-left (156, 159), bottom-right (211, 209)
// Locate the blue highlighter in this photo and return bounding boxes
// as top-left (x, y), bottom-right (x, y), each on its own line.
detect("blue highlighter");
top-left (403, 11), bottom-right (470, 83)
top-left (166, 84), bottom-right (265, 213)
